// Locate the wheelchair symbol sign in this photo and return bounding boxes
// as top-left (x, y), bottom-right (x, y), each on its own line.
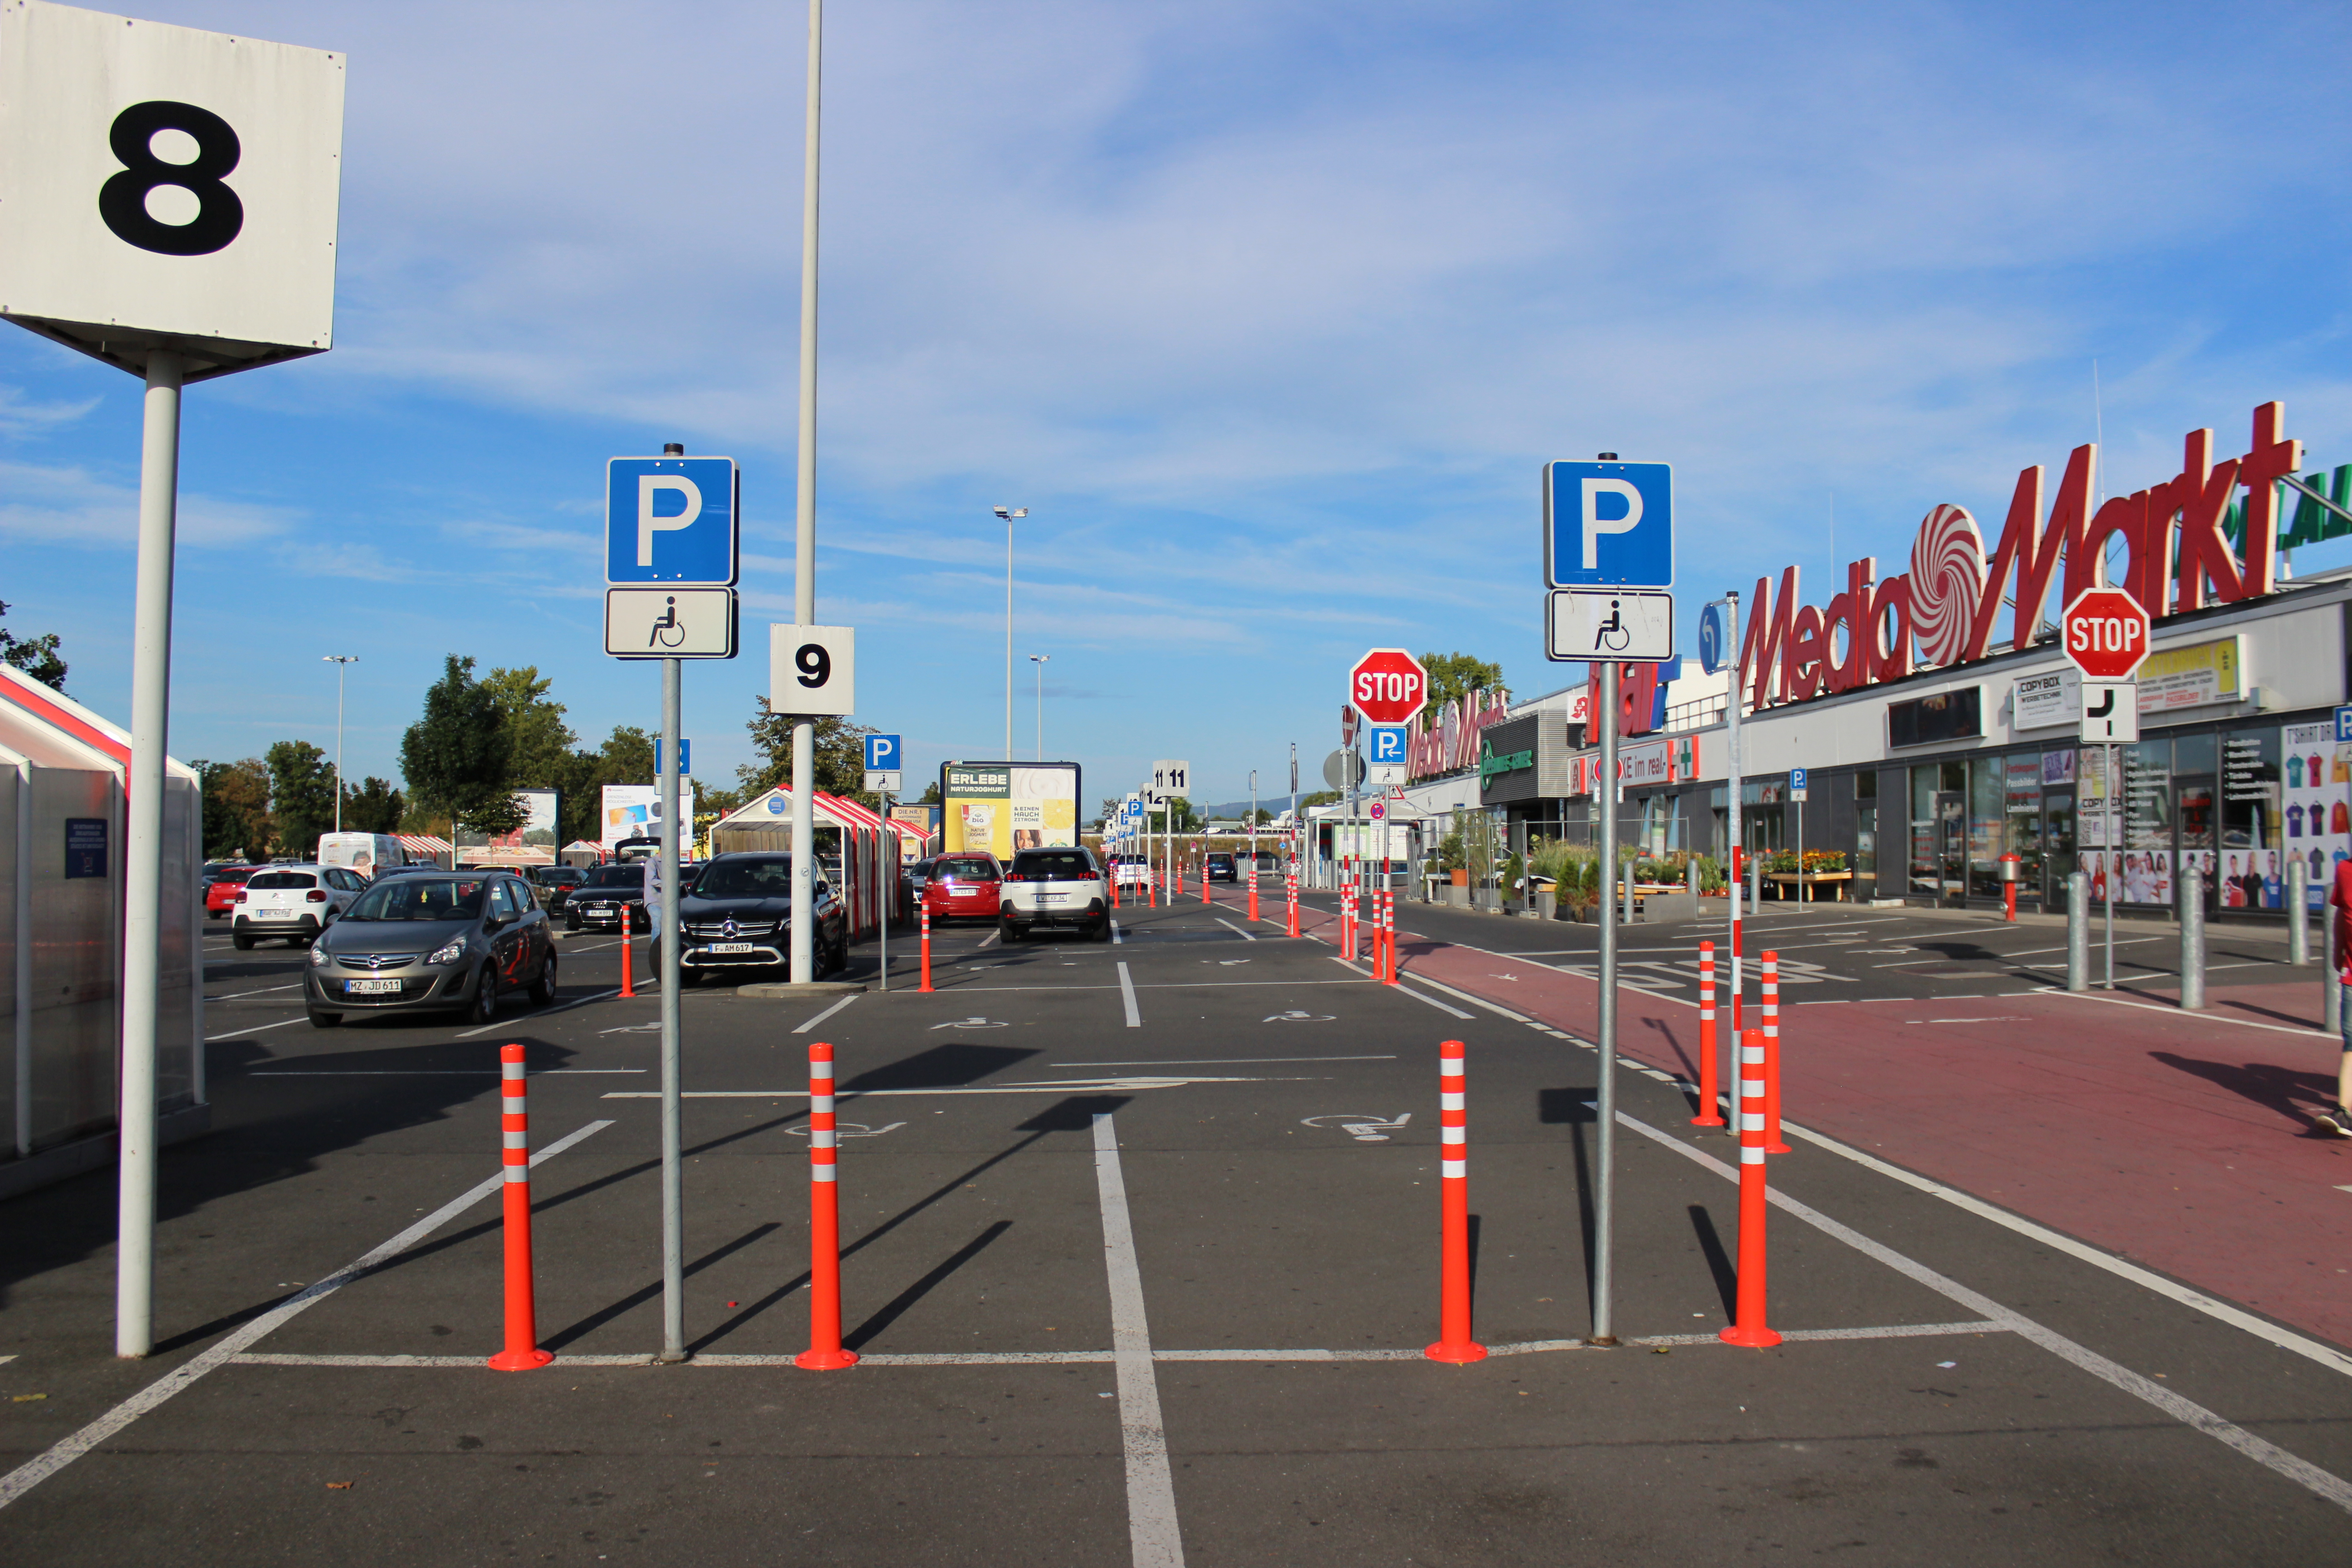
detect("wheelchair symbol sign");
top-left (604, 587), bottom-right (739, 660)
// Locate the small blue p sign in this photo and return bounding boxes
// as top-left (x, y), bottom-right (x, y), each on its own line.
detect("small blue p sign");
top-left (866, 734), bottom-right (902, 770)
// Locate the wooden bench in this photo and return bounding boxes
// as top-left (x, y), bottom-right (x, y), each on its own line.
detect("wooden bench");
top-left (1764, 870), bottom-right (1853, 902)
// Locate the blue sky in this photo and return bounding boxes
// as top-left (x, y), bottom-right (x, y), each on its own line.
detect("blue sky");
top-left (5, 0), bottom-right (2349, 811)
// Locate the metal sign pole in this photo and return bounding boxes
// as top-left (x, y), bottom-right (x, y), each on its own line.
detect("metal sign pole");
top-left (1592, 660), bottom-right (1620, 1345)
top-left (789, 0), bottom-right (823, 986)
top-left (878, 789), bottom-right (891, 991)
top-left (658, 655), bottom-right (686, 1361)
top-left (1725, 593), bottom-right (1744, 1039)
top-left (116, 351), bottom-right (183, 1359)
top-left (2105, 741), bottom-right (2116, 988)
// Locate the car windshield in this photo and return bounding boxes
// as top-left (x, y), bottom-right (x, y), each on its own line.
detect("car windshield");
top-left (585, 866), bottom-right (643, 888)
top-left (1012, 852), bottom-right (1093, 879)
top-left (345, 877), bottom-right (488, 921)
top-left (246, 872), bottom-right (317, 890)
top-left (939, 858), bottom-right (996, 881)
top-left (691, 859), bottom-right (793, 898)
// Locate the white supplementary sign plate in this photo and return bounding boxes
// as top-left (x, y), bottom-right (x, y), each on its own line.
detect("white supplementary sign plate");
top-left (606, 588), bottom-right (736, 658)
top-left (1547, 588), bottom-right (1674, 662)
top-left (2080, 681), bottom-right (2139, 744)
top-left (0, 0), bottom-right (345, 374)
top-left (769, 624), bottom-right (856, 717)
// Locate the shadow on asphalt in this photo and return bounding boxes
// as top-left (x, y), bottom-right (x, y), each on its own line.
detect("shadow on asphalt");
top-left (1687, 1204), bottom-right (1736, 1319)
top-left (2148, 1050), bottom-right (2334, 1132)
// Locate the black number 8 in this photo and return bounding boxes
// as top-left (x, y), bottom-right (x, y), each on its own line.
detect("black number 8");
top-left (795, 643), bottom-right (831, 688)
top-left (99, 101), bottom-right (245, 257)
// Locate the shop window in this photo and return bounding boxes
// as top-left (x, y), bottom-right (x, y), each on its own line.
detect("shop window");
top-left (2116, 740), bottom-right (2174, 905)
top-left (2174, 732), bottom-right (2216, 776)
top-left (1909, 765), bottom-right (1937, 898)
top-left (1855, 771), bottom-right (1877, 880)
top-left (2216, 730), bottom-right (2279, 906)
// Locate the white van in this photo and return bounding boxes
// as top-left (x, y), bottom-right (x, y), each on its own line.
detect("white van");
top-left (316, 832), bottom-right (407, 880)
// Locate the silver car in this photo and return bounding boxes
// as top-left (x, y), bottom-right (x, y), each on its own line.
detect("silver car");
top-left (305, 870), bottom-right (557, 1028)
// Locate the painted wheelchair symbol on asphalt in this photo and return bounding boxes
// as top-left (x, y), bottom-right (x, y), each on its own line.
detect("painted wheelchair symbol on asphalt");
top-left (1264, 1009), bottom-right (1335, 1022)
top-left (1301, 1113), bottom-right (1412, 1142)
top-left (788, 1121), bottom-right (905, 1139)
top-left (931, 1016), bottom-right (1007, 1029)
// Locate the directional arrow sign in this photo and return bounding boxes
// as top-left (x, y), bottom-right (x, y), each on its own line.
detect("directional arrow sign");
top-left (2080, 681), bottom-right (2138, 743)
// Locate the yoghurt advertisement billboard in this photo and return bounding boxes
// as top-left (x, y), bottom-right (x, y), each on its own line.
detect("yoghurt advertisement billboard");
top-left (940, 762), bottom-right (1081, 857)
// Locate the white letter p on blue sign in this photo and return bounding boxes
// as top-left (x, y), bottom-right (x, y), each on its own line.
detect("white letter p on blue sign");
top-left (639, 476), bottom-right (702, 565)
top-left (1581, 479), bottom-right (1642, 568)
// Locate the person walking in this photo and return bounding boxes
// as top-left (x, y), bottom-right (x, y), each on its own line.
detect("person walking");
top-left (2317, 857), bottom-right (2352, 1137)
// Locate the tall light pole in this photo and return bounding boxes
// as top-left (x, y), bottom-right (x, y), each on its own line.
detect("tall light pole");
top-left (995, 505), bottom-right (1026, 757)
top-left (323, 655), bottom-right (358, 832)
top-left (1029, 653), bottom-right (1051, 760)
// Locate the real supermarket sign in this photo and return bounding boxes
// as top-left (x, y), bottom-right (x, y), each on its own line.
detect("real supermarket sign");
top-left (1740, 403), bottom-right (2304, 711)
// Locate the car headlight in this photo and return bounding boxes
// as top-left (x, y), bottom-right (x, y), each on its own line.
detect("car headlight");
top-left (309, 945), bottom-right (329, 968)
top-left (427, 937), bottom-right (467, 966)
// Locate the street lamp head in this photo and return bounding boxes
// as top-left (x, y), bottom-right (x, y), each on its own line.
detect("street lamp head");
top-left (994, 505), bottom-right (1027, 520)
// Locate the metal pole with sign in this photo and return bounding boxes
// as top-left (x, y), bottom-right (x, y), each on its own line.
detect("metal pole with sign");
top-left (1544, 454), bottom-right (1672, 1347)
top-left (1791, 767), bottom-right (1808, 901)
top-left (0, 5), bottom-right (348, 1357)
top-left (1703, 595), bottom-right (1744, 1040)
top-left (2066, 586), bottom-right (2150, 996)
top-left (864, 734), bottom-right (902, 991)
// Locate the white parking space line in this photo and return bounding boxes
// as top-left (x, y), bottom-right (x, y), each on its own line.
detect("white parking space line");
top-left (794, 994), bottom-right (858, 1034)
top-left (205, 1017), bottom-right (309, 1042)
top-left (1212, 918), bottom-right (1257, 942)
top-left (1117, 962), bottom-right (1142, 1028)
top-left (1998, 936), bottom-right (2165, 958)
top-left (1054, 1055), bottom-right (1398, 1067)
top-left (1093, 1112), bottom-right (1186, 1568)
top-left (1111, 920), bottom-right (1123, 945)
top-left (1326, 957), bottom-right (1477, 1019)
top-left (0, 1119), bottom-right (615, 1515)
top-left (457, 987), bottom-right (624, 1039)
top-left (977, 931), bottom-right (1000, 950)
top-left (207, 982), bottom-right (304, 1001)
top-left (1616, 1108), bottom-right (2352, 1512)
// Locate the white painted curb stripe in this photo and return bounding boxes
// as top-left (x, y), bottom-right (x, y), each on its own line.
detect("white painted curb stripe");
top-left (1117, 961), bottom-right (1142, 1029)
top-left (1093, 1112), bottom-right (1186, 1568)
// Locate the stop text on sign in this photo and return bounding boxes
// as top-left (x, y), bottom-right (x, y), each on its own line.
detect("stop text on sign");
top-left (1354, 670), bottom-right (1423, 706)
top-left (2068, 617), bottom-right (2143, 656)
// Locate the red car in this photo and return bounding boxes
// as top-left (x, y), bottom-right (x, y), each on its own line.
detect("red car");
top-left (923, 853), bottom-right (1002, 923)
top-left (204, 864), bottom-right (258, 919)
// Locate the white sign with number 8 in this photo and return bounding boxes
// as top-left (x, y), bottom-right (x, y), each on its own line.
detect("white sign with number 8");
top-left (769, 624), bottom-right (856, 717)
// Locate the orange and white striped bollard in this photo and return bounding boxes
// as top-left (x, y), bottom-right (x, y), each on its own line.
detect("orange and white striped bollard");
top-left (796, 1041), bottom-right (858, 1370)
top-left (917, 903), bottom-right (933, 992)
top-left (1286, 869), bottom-right (1300, 937)
top-left (487, 1044), bottom-right (553, 1371)
top-left (618, 929), bottom-right (635, 998)
top-left (1382, 889), bottom-right (1399, 984)
top-left (1717, 1028), bottom-right (1781, 1347)
top-left (1692, 940), bottom-right (1725, 1127)
top-left (1425, 1038), bottom-right (1486, 1362)
top-left (1248, 862), bottom-right (1260, 921)
top-left (1761, 951), bottom-right (1788, 1154)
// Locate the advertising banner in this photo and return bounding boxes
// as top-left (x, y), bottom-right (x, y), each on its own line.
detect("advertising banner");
top-left (2280, 720), bottom-right (2349, 908)
top-left (2136, 636), bottom-right (2241, 715)
top-left (601, 781), bottom-right (698, 851)
top-left (941, 762), bottom-right (1081, 857)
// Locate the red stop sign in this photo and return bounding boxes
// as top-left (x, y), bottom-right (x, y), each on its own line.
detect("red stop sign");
top-left (2061, 587), bottom-right (2151, 680)
top-left (1350, 648), bottom-right (1429, 725)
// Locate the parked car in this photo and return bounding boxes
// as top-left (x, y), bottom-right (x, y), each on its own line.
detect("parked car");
top-left (923, 852), bottom-right (1002, 924)
top-left (525, 863), bottom-right (585, 915)
top-left (204, 863), bottom-right (258, 920)
top-left (1204, 852), bottom-right (1238, 883)
top-left (655, 852), bottom-right (848, 982)
top-left (908, 858), bottom-right (938, 902)
top-left (1109, 854), bottom-right (1150, 890)
top-left (231, 864), bottom-right (366, 949)
top-left (305, 869), bottom-right (557, 1028)
top-left (999, 848), bottom-right (1109, 942)
top-left (567, 862), bottom-right (652, 933)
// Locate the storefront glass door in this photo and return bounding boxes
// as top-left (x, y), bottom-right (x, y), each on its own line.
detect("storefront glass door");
top-left (1936, 791), bottom-right (1967, 906)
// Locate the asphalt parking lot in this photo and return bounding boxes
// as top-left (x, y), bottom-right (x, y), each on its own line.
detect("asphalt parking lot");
top-left (2, 894), bottom-right (2348, 1563)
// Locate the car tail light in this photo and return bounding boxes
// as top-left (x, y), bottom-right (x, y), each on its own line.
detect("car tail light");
top-left (307, 889), bottom-right (328, 902)
top-left (235, 891), bottom-right (247, 903)
top-left (1004, 873), bottom-right (1026, 883)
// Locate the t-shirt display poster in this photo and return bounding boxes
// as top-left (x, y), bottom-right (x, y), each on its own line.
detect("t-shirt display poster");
top-left (2279, 720), bottom-right (2351, 910)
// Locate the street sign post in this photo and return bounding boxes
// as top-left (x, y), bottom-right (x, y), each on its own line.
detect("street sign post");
top-left (1541, 454), bottom-right (1674, 1350)
top-left (608, 456), bottom-right (740, 585)
top-left (608, 588), bottom-right (737, 658)
top-left (1368, 725), bottom-right (1408, 787)
top-left (1790, 766), bottom-right (1808, 802)
top-left (1348, 649), bottom-right (1430, 726)
top-left (864, 733), bottom-right (903, 795)
top-left (0, 1), bottom-right (349, 1360)
top-left (1152, 760), bottom-right (1191, 895)
top-left (863, 735), bottom-right (903, 990)
top-left (2063, 588), bottom-right (2149, 998)
top-left (769, 625), bottom-right (857, 716)
top-left (1698, 600), bottom-right (1735, 674)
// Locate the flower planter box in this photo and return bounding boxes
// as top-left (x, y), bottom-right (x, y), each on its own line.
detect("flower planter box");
top-left (1764, 870), bottom-right (1853, 902)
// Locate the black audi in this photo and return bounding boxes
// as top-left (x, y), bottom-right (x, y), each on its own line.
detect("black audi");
top-left (305, 870), bottom-right (557, 1027)
top-left (653, 852), bottom-right (849, 983)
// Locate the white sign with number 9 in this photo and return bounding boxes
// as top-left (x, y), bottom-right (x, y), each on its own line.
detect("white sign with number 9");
top-left (769, 624), bottom-right (856, 717)
top-left (0, 0), bottom-right (345, 378)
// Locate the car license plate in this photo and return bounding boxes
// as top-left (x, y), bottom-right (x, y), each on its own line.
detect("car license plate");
top-left (707, 942), bottom-right (755, 954)
top-left (349, 979), bottom-right (401, 995)
top-left (1039, 894), bottom-right (1065, 904)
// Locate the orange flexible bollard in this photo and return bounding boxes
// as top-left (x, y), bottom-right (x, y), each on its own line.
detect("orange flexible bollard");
top-left (618, 928), bottom-right (635, 998)
top-left (796, 1041), bottom-right (858, 1370)
top-left (1248, 862), bottom-right (1260, 922)
top-left (1761, 950), bottom-right (1788, 1154)
top-left (1380, 890), bottom-right (1397, 984)
top-left (1692, 941), bottom-right (1725, 1127)
top-left (1719, 1029), bottom-right (1782, 1348)
top-left (1286, 869), bottom-right (1300, 937)
top-left (1425, 1039), bottom-right (1487, 1362)
top-left (487, 1044), bottom-right (553, 1371)
top-left (918, 903), bottom-right (933, 992)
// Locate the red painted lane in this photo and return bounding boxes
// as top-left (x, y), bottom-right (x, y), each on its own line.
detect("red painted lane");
top-left (1380, 919), bottom-right (2352, 1351)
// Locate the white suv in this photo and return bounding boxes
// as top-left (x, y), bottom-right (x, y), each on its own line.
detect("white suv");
top-left (1000, 848), bottom-right (1111, 942)
top-left (233, 863), bottom-right (365, 949)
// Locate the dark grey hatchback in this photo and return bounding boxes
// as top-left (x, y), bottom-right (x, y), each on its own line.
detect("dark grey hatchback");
top-left (305, 870), bottom-right (557, 1028)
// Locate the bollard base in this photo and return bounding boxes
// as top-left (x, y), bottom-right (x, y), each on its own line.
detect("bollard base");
top-left (1764, 1139), bottom-right (1790, 1155)
top-left (1424, 1340), bottom-right (1488, 1364)
top-left (487, 1347), bottom-right (554, 1372)
top-left (1691, 1114), bottom-right (1726, 1127)
top-left (795, 1347), bottom-right (859, 1371)
top-left (1718, 1324), bottom-right (1782, 1348)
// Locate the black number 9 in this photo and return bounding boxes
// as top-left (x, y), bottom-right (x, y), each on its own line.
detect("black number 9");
top-left (99, 101), bottom-right (245, 256)
top-left (795, 643), bottom-right (831, 688)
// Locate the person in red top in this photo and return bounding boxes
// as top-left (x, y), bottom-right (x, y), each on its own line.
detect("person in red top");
top-left (2321, 858), bottom-right (2352, 1136)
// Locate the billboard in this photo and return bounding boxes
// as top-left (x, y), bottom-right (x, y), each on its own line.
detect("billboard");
top-left (601, 781), bottom-right (697, 851)
top-left (940, 762), bottom-right (1081, 858)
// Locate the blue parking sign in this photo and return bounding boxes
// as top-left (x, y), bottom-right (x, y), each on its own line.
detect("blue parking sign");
top-left (608, 456), bottom-right (739, 586)
top-left (865, 734), bottom-right (902, 771)
top-left (1544, 460), bottom-right (1672, 589)
top-left (1368, 725), bottom-right (1408, 765)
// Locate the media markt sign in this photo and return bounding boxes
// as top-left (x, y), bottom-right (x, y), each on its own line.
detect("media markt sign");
top-left (1479, 737), bottom-right (1534, 785)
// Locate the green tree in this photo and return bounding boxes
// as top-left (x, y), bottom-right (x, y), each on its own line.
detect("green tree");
top-left (0, 599), bottom-right (66, 691)
top-left (192, 759), bottom-right (272, 859)
top-left (1421, 651), bottom-right (1506, 714)
top-left (915, 780), bottom-right (942, 805)
top-left (1298, 789), bottom-right (1341, 810)
top-left (482, 666), bottom-right (578, 786)
top-left (737, 698), bottom-right (876, 805)
top-left (400, 654), bottom-right (526, 839)
top-left (341, 776), bottom-right (406, 834)
top-left (266, 740), bottom-right (338, 857)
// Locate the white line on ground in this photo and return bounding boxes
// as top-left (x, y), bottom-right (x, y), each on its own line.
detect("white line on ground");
top-left (0, 1119), bottom-right (615, 1515)
top-left (1212, 917), bottom-right (1257, 942)
top-left (598, 1075), bottom-right (1297, 1100)
top-left (1614, 1108), bottom-right (2352, 1514)
top-left (794, 994), bottom-right (858, 1034)
top-left (455, 987), bottom-right (627, 1039)
top-left (977, 931), bottom-right (1000, 950)
top-left (247, 1069), bottom-right (646, 1076)
top-left (2048, 985), bottom-right (2329, 1037)
top-left (0, 1354), bottom-right (14, 1366)
top-left (1326, 956), bottom-right (1475, 1018)
top-left (205, 1017), bottom-right (309, 1042)
top-left (206, 982), bottom-right (304, 1001)
top-left (2000, 936), bottom-right (2166, 957)
top-left (1093, 1112), bottom-right (1185, 1568)
top-left (1111, 920), bottom-right (1123, 946)
top-left (1053, 1055), bottom-right (1398, 1067)
top-left (1117, 961), bottom-right (1142, 1028)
